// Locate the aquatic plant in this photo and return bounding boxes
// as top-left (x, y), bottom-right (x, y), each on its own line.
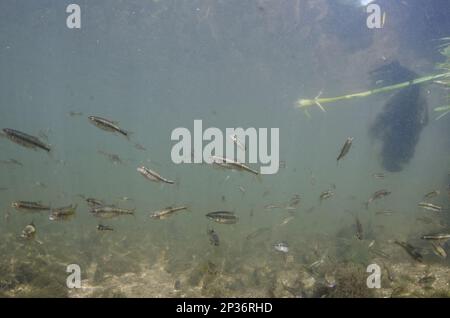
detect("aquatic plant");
top-left (296, 39), bottom-right (450, 118)
top-left (433, 38), bottom-right (450, 119)
top-left (329, 263), bottom-right (374, 298)
top-left (434, 105), bottom-right (450, 120)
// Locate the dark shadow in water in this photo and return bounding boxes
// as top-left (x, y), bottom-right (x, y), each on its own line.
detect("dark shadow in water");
top-left (324, 2), bottom-right (373, 52)
top-left (369, 62), bottom-right (428, 172)
top-left (383, 0), bottom-right (450, 60)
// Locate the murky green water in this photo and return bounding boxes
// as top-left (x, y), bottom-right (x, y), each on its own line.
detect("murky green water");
top-left (0, 1), bottom-right (449, 298)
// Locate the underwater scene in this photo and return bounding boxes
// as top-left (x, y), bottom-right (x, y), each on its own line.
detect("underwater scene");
top-left (0, 0), bottom-right (449, 298)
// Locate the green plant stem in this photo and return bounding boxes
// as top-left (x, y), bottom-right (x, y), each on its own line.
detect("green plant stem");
top-left (434, 105), bottom-right (450, 112)
top-left (296, 72), bottom-right (450, 110)
top-left (434, 105), bottom-right (450, 120)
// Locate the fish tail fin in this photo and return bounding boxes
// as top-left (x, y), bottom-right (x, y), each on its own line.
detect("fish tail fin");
top-left (173, 175), bottom-right (181, 189)
top-left (125, 207), bottom-right (136, 217)
top-left (47, 147), bottom-right (55, 160)
top-left (253, 173), bottom-right (263, 184)
top-left (123, 130), bottom-right (133, 141)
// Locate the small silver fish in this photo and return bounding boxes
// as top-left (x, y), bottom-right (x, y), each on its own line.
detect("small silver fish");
top-left (0, 158), bottom-right (23, 166)
top-left (430, 242), bottom-right (447, 259)
top-left (68, 111), bottom-right (83, 117)
top-left (375, 209), bottom-right (394, 216)
top-left (288, 194), bottom-right (301, 207)
top-left (134, 143), bottom-right (146, 151)
top-left (12, 201), bottom-right (51, 212)
top-left (2, 128), bottom-right (51, 152)
top-left (279, 216), bottom-right (295, 226)
top-left (394, 240), bottom-right (423, 263)
top-left (319, 190), bottom-right (334, 202)
top-left (367, 189), bottom-right (391, 207)
top-left (97, 224), bottom-right (114, 231)
top-left (88, 116), bottom-right (130, 140)
top-left (424, 190), bottom-right (440, 199)
top-left (337, 137), bottom-right (353, 163)
top-left (210, 156), bottom-right (259, 175)
top-left (150, 206), bottom-right (188, 220)
top-left (264, 204), bottom-right (283, 210)
top-left (370, 248), bottom-right (390, 259)
top-left (431, 241), bottom-right (447, 259)
top-left (421, 233), bottom-right (450, 241)
top-left (91, 206), bottom-right (135, 219)
top-left (98, 150), bottom-right (124, 165)
top-left (418, 202), bottom-right (443, 212)
top-left (273, 242), bottom-right (289, 253)
top-left (85, 198), bottom-right (104, 207)
top-left (206, 211), bottom-right (238, 224)
top-left (137, 166), bottom-right (175, 184)
top-left (49, 204), bottom-right (77, 221)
